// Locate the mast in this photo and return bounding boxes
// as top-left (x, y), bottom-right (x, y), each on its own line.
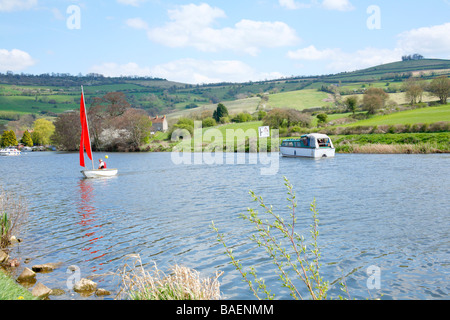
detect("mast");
top-left (81, 85), bottom-right (95, 170)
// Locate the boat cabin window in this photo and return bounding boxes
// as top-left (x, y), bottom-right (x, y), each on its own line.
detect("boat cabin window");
top-left (281, 141), bottom-right (294, 147)
top-left (317, 138), bottom-right (331, 148)
top-left (300, 137), bottom-right (309, 147)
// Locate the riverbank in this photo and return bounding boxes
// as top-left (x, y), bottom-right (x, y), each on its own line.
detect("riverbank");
top-left (144, 132), bottom-right (450, 154)
top-left (0, 268), bottom-right (36, 300)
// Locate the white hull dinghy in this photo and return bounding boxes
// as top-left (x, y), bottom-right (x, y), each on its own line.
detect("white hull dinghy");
top-left (81, 168), bottom-right (118, 178)
top-left (78, 86), bottom-right (118, 178)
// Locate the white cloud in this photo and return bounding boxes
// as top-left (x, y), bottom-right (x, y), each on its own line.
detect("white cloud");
top-left (151, 58), bottom-right (283, 84)
top-left (89, 59), bottom-right (283, 84)
top-left (117, 0), bottom-right (147, 7)
top-left (288, 45), bottom-right (402, 72)
top-left (287, 45), bottom-right (338, 60)
top-left (126, 17), bottom-right (149, 30)
top-left (287, 22), bottom-right (450, 73)
top-left (279, 0), bottom-right (354, 11)
top-left (89, 62), bottom-right (152, 78)
top-left (0, 49), bottom-right (36, 72)
top-left (321, 0), bottom-right (354, 11)
top-left (0, 0), bottom-right (37, 11)
top-left (141, 3), bottom-right (299, 55)
top-left (279, 0), bottom-right (315, 10)
top-left (397, 22), bottom-right (450, 58)
top-left (326, 48), bottom-right (402, 72)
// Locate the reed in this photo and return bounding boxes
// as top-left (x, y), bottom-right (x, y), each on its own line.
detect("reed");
top-left (0, 188), bottom-right (28, 248)
top-left (116, 254), bottom-right (223, 300)
top-left (338, 143), bottom-right (441, 154)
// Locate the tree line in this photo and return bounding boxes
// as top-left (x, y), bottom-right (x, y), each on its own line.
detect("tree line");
top-left (1, 92), bottom-right (153, 151)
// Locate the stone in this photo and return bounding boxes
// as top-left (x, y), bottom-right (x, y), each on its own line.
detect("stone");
top-left (49, 288), bottom-right (65, 296)
top-left (32, 262), bottom-right (61, 273)
top-left (9, 258), bottom-right (19, 267)
top-left (74, 278), bottom-right (97, 293)
top-left (17, 267), bottom-right (36, 282)
top-left (0, 250), bottom-right (8, 263)
top-left (32, 283), bottom-right (52, 299)
top-left (95, 288), bottom-right (111, 296)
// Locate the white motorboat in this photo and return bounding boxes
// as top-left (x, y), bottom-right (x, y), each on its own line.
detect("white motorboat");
top-left (0, 147), bottom-right (21, 156)
top-left (280, 133), bottom-right (335, 158)
top-left (81, 168), bottom-right (118, 179)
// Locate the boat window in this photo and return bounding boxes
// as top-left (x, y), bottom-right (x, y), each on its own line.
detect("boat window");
top-left (282, 141), bottom-right (294, 147)
top-left (318, 138), bottom-right (331, 147)
top-left (301, 138), bottom-right (309, 147)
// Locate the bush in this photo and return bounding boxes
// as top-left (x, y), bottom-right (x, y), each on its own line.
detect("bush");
top-left (202, 117), bottom-right (216, 128)
top-left (232, 112), bottom-right (253, 123)
top-left (212, 177), bottom-right (330, 300)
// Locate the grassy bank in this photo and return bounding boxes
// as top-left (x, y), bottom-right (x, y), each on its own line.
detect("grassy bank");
top-left (331, 132), bottom-right (450, 153)
top-left (0, 269), bottom-right (36, 300)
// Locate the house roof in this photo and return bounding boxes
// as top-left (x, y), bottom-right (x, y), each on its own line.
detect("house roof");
top-left (151, 115), bottom-right (167, 123)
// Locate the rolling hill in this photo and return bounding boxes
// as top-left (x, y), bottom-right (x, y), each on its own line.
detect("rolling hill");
top-left (0, 58), bottom-right (449, 122)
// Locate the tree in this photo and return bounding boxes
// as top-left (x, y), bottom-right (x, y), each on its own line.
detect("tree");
top-left (113, 108), bottom-right (153, 149)
top-left (429, 76), bottom-right (450, 104)
top-left (316, 113), bottom-right (328, 126)
top-left (363, 88), bottom-right (389, 114)
top-left (403, 77), bottom-right (424, 105)
top-left (51, 112), bottom-right (81, 151)
top-left (212, 103), bottom-right (229, 122)
top-left (31, 119), bottom-right (55, 145)
top-left (0, 130), bottom-right (18, 147)
top-left (102, 92), bottom-right (131, 117)
top-left (20, 130), bottom-right (33, 147)
top-left (263, 108), bottom-right (311, 129)
top-left (344, 96), bottom-right (358, 115)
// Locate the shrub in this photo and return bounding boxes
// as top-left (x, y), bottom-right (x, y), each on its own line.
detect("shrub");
top-left (202, 117), bottom-right (216, 128)
top-left (212, 177), bottom-right (330, 300)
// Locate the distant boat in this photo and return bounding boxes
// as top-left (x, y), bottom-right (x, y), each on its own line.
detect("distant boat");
top-left (79, 86), bottom-right (118, 178)
top-left (0, 147), bottom-right (21, 156)
top-left (280, 133), bottom-right (335, 158)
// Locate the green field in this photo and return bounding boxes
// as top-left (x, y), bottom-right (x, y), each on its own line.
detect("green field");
top-left (343, 104), bottom-right (450, 127)
top-left (268, 89), bottom-right (332, 110)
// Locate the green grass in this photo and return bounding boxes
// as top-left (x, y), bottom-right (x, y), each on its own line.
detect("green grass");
top-left (167, 97), bottom-right (261, 121)
top-left (331, 132), bottom-right (450, 153)
top-left (0, 269), bottom-right (36, 300)
top-left (268, 89), bottom-right (332, 110)
top-left (343, 105), bottom-right (450, 127)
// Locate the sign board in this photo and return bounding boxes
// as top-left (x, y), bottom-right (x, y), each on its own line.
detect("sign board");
top-left (258, 126), bottom-right (270, 138)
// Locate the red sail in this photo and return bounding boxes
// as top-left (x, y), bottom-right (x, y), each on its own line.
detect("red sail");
top-left (79, 90), bottom-right (92, 167)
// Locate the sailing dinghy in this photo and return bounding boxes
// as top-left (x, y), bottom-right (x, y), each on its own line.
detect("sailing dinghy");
top-left (79, 86), bottom-right (118, 178)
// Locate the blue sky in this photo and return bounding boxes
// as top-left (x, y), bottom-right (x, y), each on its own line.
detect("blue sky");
top-left (1, 0), bottom-right (449, 84)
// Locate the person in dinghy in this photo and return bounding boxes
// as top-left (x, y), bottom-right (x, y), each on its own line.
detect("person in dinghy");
top-left (98, 158), bottom-right (107, 169)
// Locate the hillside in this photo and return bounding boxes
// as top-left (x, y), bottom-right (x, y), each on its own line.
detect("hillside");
top-left (319, 59), bottom-right (450, 82)
top-left (0, 58), bottom-right (449, 122)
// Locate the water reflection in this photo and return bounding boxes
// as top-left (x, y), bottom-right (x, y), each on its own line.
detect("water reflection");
top-left (77, 179), bottom-right (107, 274)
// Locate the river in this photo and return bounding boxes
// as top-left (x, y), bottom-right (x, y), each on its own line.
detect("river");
top-left (0, 151), bottom-right (449, 300)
